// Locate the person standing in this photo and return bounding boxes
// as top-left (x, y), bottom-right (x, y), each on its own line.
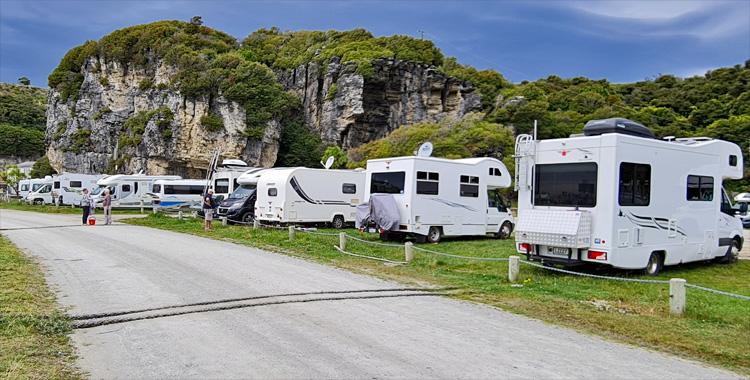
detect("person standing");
top-left (103, 188), bottom-right (112, 225)
top-left (203, 189), bottom-right (215, 231)
top-left (81, 188), bottom-right (92, 225)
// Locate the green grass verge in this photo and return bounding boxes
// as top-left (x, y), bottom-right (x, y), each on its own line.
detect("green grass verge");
top-left (125, 214), bottom-right (750, 374)
top-left (0, 235), bottom-right (82, 379)
top-left (1, 200), bottom-right (145, 215)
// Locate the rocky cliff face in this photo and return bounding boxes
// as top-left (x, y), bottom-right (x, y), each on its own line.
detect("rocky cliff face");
top-left (47, 57), bottom-right (481, 175)
top-left (278, 58), bottom-right (481, 149)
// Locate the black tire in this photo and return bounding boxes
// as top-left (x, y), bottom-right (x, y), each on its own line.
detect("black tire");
top-left (644, 252), bottom-right (664, 276)
top-left (33, 199), bottom-right (43, 205)
top-left (241, 212), bottom-right (255, 224)
top-left (426, 226), bottom-right (442, 243)
top-left (332, 215), bottom-right (345, 229)
top-left (496, 221), bottom-right (513, 239)
top-left (58, 195), bottom-right (64, 205)
top-left (718, 239), bottom-right (740, 264)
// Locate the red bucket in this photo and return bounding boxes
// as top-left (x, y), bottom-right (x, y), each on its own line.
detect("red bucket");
top-left (87, 216), bottom-right (96, 225)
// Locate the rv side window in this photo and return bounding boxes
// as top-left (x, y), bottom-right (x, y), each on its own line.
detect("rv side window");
top-left (268, 188), bottom-right (278, 197)
top-left (134, 182), bottom-right (139, 193)
top-left (122, 184), bottom-right (131, 192)
top-left (370, 172), bottom-right (405, 194)
top-left (20, 184), bottom-right (28, 191)
top-left (342, 183), bottom-right (357, 194)
top-left (489, 168), bottom-right (502, 176)
top-left (153, 184), bottom-right (161, 193)
top-left (69, 181), bottom-right (82, 188)
top-left (686, 175), bottom-right (713, 201)
top-left (215, 179), bottom-right (230, 194)
top-left (618, 163), bottom-right (650, 206)
top-left (233, 179), bottom-right (239, 192)
top-left (729, 155), bottom-right (738, 167)
top-left (459, 175), bottom-right (479, 198)
top-left (534, 163), bottom-right (597, 207)
top-left (54, 181), bottom-right (61, 189)
top-left (416, 171), bottom-right (439, 195)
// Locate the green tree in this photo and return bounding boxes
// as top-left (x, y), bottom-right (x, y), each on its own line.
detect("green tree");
top-left (29, 156), bottom-right (57, 178)
top-left (321, 146), bottom-right (348, 169)
top-left (0, 165), bottom-right (26, 195)
top-left (17, 76), bottom-right (30, 86)
top-left (276, 121), bottom-right (323, 167)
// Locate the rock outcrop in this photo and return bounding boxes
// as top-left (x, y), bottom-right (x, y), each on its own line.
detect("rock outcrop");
top-left (47, 57), bottom-right (481, 175)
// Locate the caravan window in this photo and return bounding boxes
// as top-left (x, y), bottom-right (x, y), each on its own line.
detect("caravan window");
top-left (619, 163), bottom-right (651, 206)
top-left (122, 184), bottom-right (131, 192)
top-left (371, 172), bottom-right (405, 194)
top-left (164, 185), bottom-right (204, 195)
top-left (268, 188), bottom-right (278, 197)
top-left (215, 178), bottom-right (230, 194)
top-left (687, 175), bottom-right (713, 201)
top-left (534, 163), bottom-right (597, 207)
top-left (416, 171), bottom-right (439, 195)
top-left (489, 168), bottom-right (503, 176)
top-left (460, 175), bottom-right (479, 198)
top-left (152, 184), bottom-right (162, 193)
top-left (69, 181), bottom-right (82, 188)
top-left (342, 183), bottom-right (357, 194)
top-left (729, 155), bottom-right (738, 167)
top-left (54, 181), bottom-right (61, 189)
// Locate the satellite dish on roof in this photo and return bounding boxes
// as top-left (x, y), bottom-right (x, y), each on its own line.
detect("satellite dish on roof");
top-left (322, 156), bottom-right (335, 169)
top-left (416, 142), bottom-right (433, 157)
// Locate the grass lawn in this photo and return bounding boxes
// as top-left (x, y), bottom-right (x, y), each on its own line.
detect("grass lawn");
top-left (126, 214), bottom-right (750, 374)
top-left (0, 200), bottom-right (146, 215)
top-left (0, 234), bottom-right (82, 379)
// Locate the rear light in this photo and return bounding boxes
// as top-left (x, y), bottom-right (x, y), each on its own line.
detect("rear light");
top-left (587, 250), bottom-right (607, 261)
top-left (519, 243), bottom-right (533, 253)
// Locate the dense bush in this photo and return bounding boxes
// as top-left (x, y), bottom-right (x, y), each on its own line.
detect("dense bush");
top-left (276, 120), bottom-right (323, 167)
top-left (29, 156), bottom-right (57, 178)
top-left (200, 113), bottom-right (223, 132)
top-left (48, 40), bottom-right (97, 102)
top-left (0, 84), bottom-right (46, 130)
top-left (0, 124), bottom-right (45, 157)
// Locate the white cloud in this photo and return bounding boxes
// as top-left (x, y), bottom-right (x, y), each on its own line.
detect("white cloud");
top-left (568, 0), bottom-right (712, 20)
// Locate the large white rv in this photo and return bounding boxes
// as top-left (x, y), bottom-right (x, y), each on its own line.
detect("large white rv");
top-left (255, 168), bottom-right (365, 228)
top-left (93, 174), bottom-right (181, 208)
top-left (514, 118), bottom-right (745, 275)
top-left (208, 159), bottom-right (255, 201)
top-left (147, 179), bottom-right (206, 209)
top-left (19, 177), bottom-right (52, 200)
top-left (26, 173), bottom-right (102, 205)
top-left (364, 156), bottom-right (515, 243)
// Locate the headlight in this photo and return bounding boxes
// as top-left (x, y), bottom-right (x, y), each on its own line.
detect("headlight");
top-left (229, 203), bottom-right (241, 210)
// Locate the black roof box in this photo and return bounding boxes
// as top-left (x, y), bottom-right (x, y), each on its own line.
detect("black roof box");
top-left (583, 118), bottom-right (654, 139)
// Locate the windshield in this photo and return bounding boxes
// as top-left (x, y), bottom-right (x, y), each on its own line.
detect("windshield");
top-left (534, 163), bottom-right (597, 207)
top-left (229, 185), bottom-right (256, 199)
top-left (91, 186), bottom-right (105, 195)
top-left (32, 183), bottom-right (44, 191)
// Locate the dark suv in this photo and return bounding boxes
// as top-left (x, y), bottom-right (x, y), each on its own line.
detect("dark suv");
top-left (216, 184), bottom-right (257, 224)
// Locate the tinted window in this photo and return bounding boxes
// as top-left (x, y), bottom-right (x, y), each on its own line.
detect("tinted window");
top-left (122, 184), bottom-right (131, 192)
top-left (342, 183), bottom-right (357, 194)
top-left (54, 181), bottom-right (61, 189)
top-left (32, 184), bottom-right (42, 191)
top-left (268, 187), bottom-right (278, 197)
top-left (215, 178), bottom-right (230, 194)
top-left (729, 155), bottom-right (738, 167)
top-left (416, 171), bottom-right (439, 195)
top-left (233, 178), bottom-right (239, 192)
top-left (229, 185), bottom-right (256, 199)
top-left (152, 184), bottom-right (161, 193)
top-left (371, 172), bottom-right (405, 194)
top-left (69, 181), bottom-right (82, 188)
top-left (459, 175), bottom-right (479, 197)
top-left (165, 185), bottom-right (204, 195)
top-left (619, 163), bottom-right (651, 206)
top-left (534, 163), bottom-right (597, 207)
top-left (687, 175), bottom-right (713, 201)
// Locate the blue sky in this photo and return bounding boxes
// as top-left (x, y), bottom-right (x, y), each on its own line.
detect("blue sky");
top-left (1, 0), bottom-right (748, 87)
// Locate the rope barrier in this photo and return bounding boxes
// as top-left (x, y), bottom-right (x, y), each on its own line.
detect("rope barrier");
top-left (685, 283), bottom-right (750, 301)
top-left (519, 260), bottom-right (671, 284)
top-left (334, 245), bottom-right (408, 265)
top-left (412, 245), bottom-right (510, 262)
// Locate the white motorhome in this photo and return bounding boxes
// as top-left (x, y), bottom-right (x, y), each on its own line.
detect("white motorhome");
top-left (26, 173), bottom-right (103, 205)
top-left (93, 174), bottom-right (181, 208)
top-left (514, 118), bottom-right (745, 275)
top-left (147, 179), bottom-right (205, 209)
top-left (18, 177), bottom-right (52, 200)
top-left (255, 168), bottom-right (365, 228)
top-left (364, 156), bottom-right (515, 243)
top-left (209, 159), bottom-right (255, 201)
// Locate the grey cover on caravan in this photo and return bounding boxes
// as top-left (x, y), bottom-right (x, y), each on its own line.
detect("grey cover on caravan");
top-left (355, 194), bottom-right (400, 231)
top-left (583, 117), bottom-right (654, 139)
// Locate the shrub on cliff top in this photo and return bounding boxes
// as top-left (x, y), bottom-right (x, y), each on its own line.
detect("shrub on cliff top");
top-left (0, 124), bottom-right (45, 158)
top-left (0, 83), bottom-right (47, 130)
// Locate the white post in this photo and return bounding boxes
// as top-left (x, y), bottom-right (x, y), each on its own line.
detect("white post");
top-left (222, 217), bottom-right (227, 226)
top-left (140, 200), bottom-right (144, 214)
top-left (404, 242), bottom-right (414, 262)
top-left (339, 232), bottom-right (347, 251)
top-left (178, 210), bottom-right (183, 220)
top-left (669, 278), bottom-right (686, 316)
top-left (288, 225), bottom-right (295, 241)
top-left (508, 256), bottom-right (520, 283)
top-left (253, 219), bottom-right (260, 229)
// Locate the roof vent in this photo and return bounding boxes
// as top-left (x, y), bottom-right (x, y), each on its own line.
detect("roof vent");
top-left (583, 118), bottom-right (654, 139)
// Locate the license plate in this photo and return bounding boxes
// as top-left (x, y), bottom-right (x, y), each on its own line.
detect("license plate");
top-left (548, 247), bottom-right (569, 257)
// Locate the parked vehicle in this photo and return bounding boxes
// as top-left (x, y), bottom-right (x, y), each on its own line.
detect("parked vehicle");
top-left (209, 159), bottom-right (255, 201)
top-left (147, 179), bottom-right (206, 208)
top-left (734, 193), bottom-right (750, 228)
top-left (255, 167), bottom-right (365, 228)
top-left (514, 118), bottom-right (745, 275)
top-left (25, 173), bottom-right (102, 205)
top-left (363, 156), bottom-right (514, 243)
top-left (215, 168), bottom-right (270, 223)
top-left (92, 174), bottom-right (181, 208)
top-left (19, 177), bottom-right (51, 200)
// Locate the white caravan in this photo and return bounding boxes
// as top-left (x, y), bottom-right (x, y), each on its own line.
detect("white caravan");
top-left (147, 179), bottom-right (206, 208)
top-left (514, 118), bottom-right (745, 275)
top-left (26, 173), bottom-right (103, 205)
top-left (364, 156), bottom-right (515, 243)
top-left (93, 174), bottom-right (181, 208)
top-left (255, 168), bottom-right (365, 228)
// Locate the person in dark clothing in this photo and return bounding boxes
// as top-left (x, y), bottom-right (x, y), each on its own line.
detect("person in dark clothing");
top-left (203, 189), bottom-right (215, 231)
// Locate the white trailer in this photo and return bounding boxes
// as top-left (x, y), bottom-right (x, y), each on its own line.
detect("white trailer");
top-left (25, 173), bottom-right (102, 205)
top-left (514, 118), bottom-right (745, 275)
top-left (255, 168), bottom-right (365, 228)
top-left (147, 179), bottom-right (206, 209)
top-left (93, 174), bottom-right (181, 208)
top-left (364, 156), bottom-right (514, 243)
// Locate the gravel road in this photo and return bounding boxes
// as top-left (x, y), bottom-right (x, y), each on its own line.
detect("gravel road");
top-left (0, 209), bottom-right (740, 379)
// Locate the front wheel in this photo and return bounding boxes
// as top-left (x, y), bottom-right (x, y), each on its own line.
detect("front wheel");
top-left (496, 222), bottom-right (513, 240)
top-left (33, 199), bottom-right (43, 205)
top-left (426, 226), bottom-right (442, 243)
top-left (644, 252), bottom-right (664, 276)
top-left (332, 215), bottom-right (345, 229)
top-left (241, 212), bottom-right (255, 224)
top-left (717, 239), bottom-right (740, 264)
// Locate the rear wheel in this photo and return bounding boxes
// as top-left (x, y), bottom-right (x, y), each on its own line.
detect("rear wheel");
top-left (496, 222), bottom-right (513, 239)
top-left (426, 226), bottom-right (442, 243)
top-left (718, 239), bottom-right (740, 264)
top-left (644, 252), bottom-right (664, 276)
top-left (332, 215), bottom-right (345, 229)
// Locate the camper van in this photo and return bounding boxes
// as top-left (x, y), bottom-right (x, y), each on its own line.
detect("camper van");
top-left (147, 179), bottom-right (206, 208)
top-left (209, 159), bottom-right (255, 201)
top-left (19, 177), bottom-right (52, 200)
top-left (26, 173), bottom-right (103, 205)
top-left (364, 156), bottom-right (515, 243)
top-left (93, 174), bottom-right (181, 208)
top-left (255, 168), bottom-right (365, 228)
top-left (734, 193), bottom-right (750, 228)
top-left (514, 118), bottom-right (745, 275)
top-left (215, 168), bottom-right (270, 223)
